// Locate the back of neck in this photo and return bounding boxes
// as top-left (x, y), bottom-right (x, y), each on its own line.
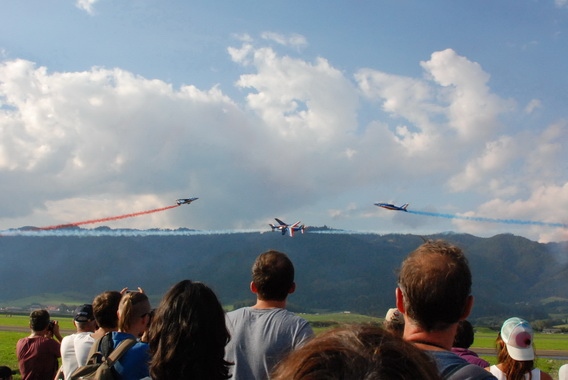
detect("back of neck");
top-left (252, 299), bottom-right (286, 309)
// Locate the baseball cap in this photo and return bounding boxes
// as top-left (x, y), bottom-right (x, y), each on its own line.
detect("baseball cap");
top-left (385, 308), bottom-right (404, 324)
top-left (0, 365), bottom-right (16, 379)
top-left (74, 304), bottom-right (94, 322)
top-left (501, 317), bottom-right (534, 361)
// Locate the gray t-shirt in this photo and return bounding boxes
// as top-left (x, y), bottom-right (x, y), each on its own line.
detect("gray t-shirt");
top-left (225, 307), bottom-right (314, 380)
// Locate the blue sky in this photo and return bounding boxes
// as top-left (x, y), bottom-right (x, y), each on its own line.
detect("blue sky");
top-left (1, 0), bottom-right (567, 242)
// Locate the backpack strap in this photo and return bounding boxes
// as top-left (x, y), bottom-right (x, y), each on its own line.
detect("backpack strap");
top-left (99, 333), bottom-right (115, 358)
top-left (102, 338), bottom-right (137, 367)
top-left (84, 335), bottom-right (106, 365)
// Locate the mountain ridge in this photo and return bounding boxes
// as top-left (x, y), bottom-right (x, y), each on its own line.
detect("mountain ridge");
top-left (1, 228), bottom-right (567, 322)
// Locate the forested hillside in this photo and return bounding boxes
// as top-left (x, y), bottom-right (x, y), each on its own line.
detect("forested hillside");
top-left (1, 228), bottom-right (567, 322)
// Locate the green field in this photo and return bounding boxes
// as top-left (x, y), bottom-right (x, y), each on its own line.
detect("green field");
top-left (1, 314), bottom-right (567, 380)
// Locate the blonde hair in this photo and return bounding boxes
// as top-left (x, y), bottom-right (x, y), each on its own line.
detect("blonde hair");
top-left (118, 291), bottom-right (150, 332)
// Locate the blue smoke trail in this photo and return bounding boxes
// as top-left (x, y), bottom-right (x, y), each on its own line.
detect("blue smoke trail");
top-left (407, 210), bottom-right (567, 228)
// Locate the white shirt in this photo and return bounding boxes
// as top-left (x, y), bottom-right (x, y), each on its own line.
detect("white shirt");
top-left (489, 365), bottom-right (541, 380)
top-left (60, 332), bottom-right (95, 379)
top-left (559, 364), bottom-right (568, 380)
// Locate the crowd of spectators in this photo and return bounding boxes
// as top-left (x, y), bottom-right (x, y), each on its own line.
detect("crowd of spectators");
top-left (5, 241), bottom-right (567, 380)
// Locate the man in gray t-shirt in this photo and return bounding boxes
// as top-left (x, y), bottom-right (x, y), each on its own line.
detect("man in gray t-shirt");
top-left (225, 250), bottom-right (314, 380)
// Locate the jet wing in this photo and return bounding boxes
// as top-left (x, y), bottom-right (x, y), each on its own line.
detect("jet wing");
top-left (289, 221), bottom-right (301, 237)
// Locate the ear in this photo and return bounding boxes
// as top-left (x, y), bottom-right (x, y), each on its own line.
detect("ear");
top-left (288, 282), bottom-right (296, 295)
top-left (460, 295), bottom-right (474, 320)
top-left (250, 281), bottom-right (258, 294)
top-left (395, 288), bottom-right (405, 313)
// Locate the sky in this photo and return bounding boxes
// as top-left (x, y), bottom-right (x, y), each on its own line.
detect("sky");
top-left (1, 1), bottom-right (567, 242)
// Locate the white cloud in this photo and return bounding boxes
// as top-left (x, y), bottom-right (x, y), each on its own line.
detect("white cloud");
top-left (453, 183), bottom-right (568, 242)
top-left (75, 0), bottom-right (99, 15)
top-left (448, 136), bottom-right (518, 192)
top-left (420, 49), bottom-right (514, 141)
top-left (356, 69), bottom-right (441, 154)
top-left (525, 99), bottom-right (542, 114)
top-left (0, 41), bottom-right (566, 242)
top-left (555, 0), bottom-right (568, 8)
top-left (260, 32), bottom-right (308, 49)
top-left (231, 43), bottom-right (358, 142)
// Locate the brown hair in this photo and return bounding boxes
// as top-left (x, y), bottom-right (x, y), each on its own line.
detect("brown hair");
top-left (92, 291), bottom-right (122, 329)
top-left (148, 280), bottom-right (231, 380)
top-left (398, 240), bottom-right (471, 331)
top-left (496, 334), bottom-right (535, 380)
top-left (252, 250), bottom-right (294, 301)
top-left (272, 324), bottom-right (441, 380)
top-left (29, 309), bottom-right (50, 331)
top-left (454, 320), bottom-right (475, 348)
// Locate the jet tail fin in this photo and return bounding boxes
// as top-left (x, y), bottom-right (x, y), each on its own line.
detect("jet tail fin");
top-left (401, 203), bottom-right (409, 211)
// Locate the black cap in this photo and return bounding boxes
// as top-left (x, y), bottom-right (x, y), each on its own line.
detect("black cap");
top-left (74, 304), bottom-right (94, 322)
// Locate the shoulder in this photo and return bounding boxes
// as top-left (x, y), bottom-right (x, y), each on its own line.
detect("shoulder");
top-left (559, 364), bottom-right (568, 380)
top-left (74, 333), bottom-right (95, 344)
top-left (273, 308), bottom-right (308, 320)
top-left (61, 333), bottom-right (78, 345)
top-left (16, 337), bottom-right (30, 348)
top-left (112, 331), bottom-right (135, 342)
top-left (129, 342), bottom-right (149, 356)
top-left (61, 333), bottom-right (76, 341)
top-left (228, 307), bottom-right (249, 316)
top-left (538, 369), bottom-right (553, 380)
top-left (43, 336), bottom-right (61, 348)
top-left (431, 351), bottom-right (496, 380)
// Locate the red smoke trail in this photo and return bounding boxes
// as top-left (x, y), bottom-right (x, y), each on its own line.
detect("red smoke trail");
top-left (39, 205), bottom-right (180, 230)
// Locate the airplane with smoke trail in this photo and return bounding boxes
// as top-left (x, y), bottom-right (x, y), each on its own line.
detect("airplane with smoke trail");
top-left (375, 202), bottom-right (409, 212)
top-left (38, 204), bottom-right (180, 230)
top-left (269, 218), bottom-right (305, 237)
top-left (176, 197), bottom-right (198, 205)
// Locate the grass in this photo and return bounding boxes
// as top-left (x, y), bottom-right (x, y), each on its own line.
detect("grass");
top-left (1, 313), bottom-right (567, 380)
top-left (0, 331), bottom-right (22, 377)
top-left (302, 312), bottom-right (381, 333)
top-left (0, 315), bottom-right (74, 330)
top-left (472, 330), bottom-right (568, 350)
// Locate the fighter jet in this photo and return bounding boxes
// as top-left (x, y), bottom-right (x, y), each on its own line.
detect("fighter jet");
top-left (176, 197), bottom-right (198, 205)
top-left (269, 218), bottom-right (304, 237)
top-left (375, 202), bottom-right (409, 212)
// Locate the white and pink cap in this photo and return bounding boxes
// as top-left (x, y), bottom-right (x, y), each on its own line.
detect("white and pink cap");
top-left (501, 317), bottom-right (534, 361)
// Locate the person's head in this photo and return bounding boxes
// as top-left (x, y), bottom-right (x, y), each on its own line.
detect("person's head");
top-left (252, 250), bottom-right (295, 301)
top-left (29, 309), bottom-right (50, 332)
top-left (397, 240), bottom-right (473, 332)
top-left (0, 366), bottom-right (15, 380)
top-left (73, 304), bottom-right (96, 331)
top-left (92, 291), bottom-right (122, 330)
top-left (148, 280), bottom-right (231, 380)
top-left (383, 308), bottom-right (404, 337)
top-left (453, 320), bottom-right (475, 349)
top-left (118, 291), bottom-right (151, 336)
top-left (496, 317), bottom-right (535, 378)
top-left (271, 324), bottom-right (441, 380)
